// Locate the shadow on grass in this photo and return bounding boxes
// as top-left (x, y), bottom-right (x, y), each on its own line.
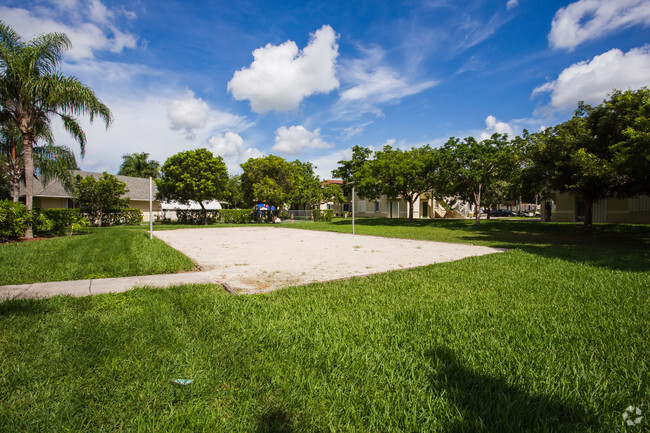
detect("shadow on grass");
top-left (256, 408), bottom-right (293, 433)
top-left (331, 218), bottom-right (650, 272)
top-left (0, 297), bottom-right (51, 316)
top-left (427, 347), bottom-right (597, 432)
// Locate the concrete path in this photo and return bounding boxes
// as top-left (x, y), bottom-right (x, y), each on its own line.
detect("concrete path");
top-left (0, 271), bottom-right (219, 301)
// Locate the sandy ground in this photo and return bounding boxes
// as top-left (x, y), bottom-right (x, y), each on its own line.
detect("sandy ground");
top-left (154, 227), bottom-right (505, 294)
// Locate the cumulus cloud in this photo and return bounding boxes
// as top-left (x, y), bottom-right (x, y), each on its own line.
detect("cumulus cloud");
top-left (209, 132), bottom-right (245, 158)
top-left (549, 0), bottom-right (650, 50)
top-left (272, 125), bottom-right (334, 156)
top-left (228, 25), bottom-right (339, 113)
top-left (480, 115), bottom-right (513, 140)
top-left (532, 46), bottom-right (650, 113)
top-left (167, 91), bottom-right (210, 139)
top-left (0, 1), bottom-right (137, 60)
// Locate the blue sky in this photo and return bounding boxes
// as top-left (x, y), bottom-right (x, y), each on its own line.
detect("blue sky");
top-left (2, 0), bottom-right (650, 178)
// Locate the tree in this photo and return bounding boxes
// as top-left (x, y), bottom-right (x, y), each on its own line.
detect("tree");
top-left (439, 134), bottom-right (516, 225)
top-left (118, 152), bottom-right (160, 179)
top-left (0, 22), bottom-right (112, 238)
top-left (224, 174), bottom-right (245, 209)
top-left (75, 173), bottom-right (129, 226)
top-left (156, 148), bottom-right (228, 224)
top-left (240, 155), bottom-right (297, 222)
top-left (368, 145), bottom-right (434, 222)
top-left (320, 182), bottom-right (345, 207)
top-left (288, 160), bottom-right (322, 209)
top-left (1, 120), bottom-right (77, 202)
top-left (332, 145), bottom-right (373, 197)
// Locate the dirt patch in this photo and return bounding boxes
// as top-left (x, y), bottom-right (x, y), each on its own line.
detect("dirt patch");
top-left (154, 226), bottom-right (505, 294)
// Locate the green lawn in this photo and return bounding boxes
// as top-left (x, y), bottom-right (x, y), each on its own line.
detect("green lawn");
top-left (0, 220), bottom-right (648, 431)
top-left (0, 225), bottom-right (196, 285)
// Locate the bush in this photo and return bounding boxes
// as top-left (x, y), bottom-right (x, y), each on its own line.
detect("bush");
top-left (0, 200), bottom-right (30, 239)
top-left (176, 209), bottom-right (219, 225)
top-left (96, 209), bottom-right (143, 226)
top-left (35, 209), bottom-right (88, 235)
top-left (219, 209), bottom-right (254, 224)
top-left (313, 209), bottom-right (334, 222)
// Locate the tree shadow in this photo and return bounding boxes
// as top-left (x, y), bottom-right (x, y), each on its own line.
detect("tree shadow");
top-left (427, 347), bottom-right (598, 432)
top-left (256, 407), bottom-right (293, 433)
top-left (332, 218), bottom-right (650, 272)
top-left (0, 297), bottom-right (51, 316)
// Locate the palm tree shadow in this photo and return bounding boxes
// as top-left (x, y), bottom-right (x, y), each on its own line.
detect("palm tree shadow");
top-left (427, 347), bottom-right (598, 432)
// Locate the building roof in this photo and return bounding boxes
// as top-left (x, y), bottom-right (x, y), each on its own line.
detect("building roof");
top-left (321, 179), bottom-right (343, 187)
top-left (20, 170), bottom-right (157, 201)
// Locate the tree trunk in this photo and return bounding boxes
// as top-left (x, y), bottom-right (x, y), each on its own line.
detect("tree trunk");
top-left (474, 185), bottom-right (482, 225)
top-left (200, 203), bottom-right (207, 225)
top-left (22, 133), bottom-right (34, 239)
top-left (584, 196), bottom-right (594, 229)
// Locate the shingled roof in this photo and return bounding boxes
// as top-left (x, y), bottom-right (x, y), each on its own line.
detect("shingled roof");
top-left (20, 171), bottom-right (158, 201)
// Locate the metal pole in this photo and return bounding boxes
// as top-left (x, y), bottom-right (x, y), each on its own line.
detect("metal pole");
top-left (149, 177), bottom-right (153, 240)
top-left (352, 185), bottom-right (355, 235)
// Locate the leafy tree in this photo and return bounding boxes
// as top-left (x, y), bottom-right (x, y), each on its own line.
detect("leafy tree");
top-left (118, 152), bottom-right (160, 179)
top-left (368, 145), bottom-right (435, 222)
top-left (288, 160), bottom-right (322, 209)
top-left (240, 155), bottom-right (297, 222)
top-left (156, 148), bottom-right (228, 224)
top-left (0, 22), bottom-right (112, 238)
top-left (224, 174), bottom-right (245, 209)
top-left (320, 182), bottom-right (345, 207)
top-left (75, 173), bottom-right (129, 227)
top-left (584, 88), bottom-right (650, 197)
top-left (332, 145), bottom-right (373, 197)
top-left (439, 133), bottom-right (516, 225)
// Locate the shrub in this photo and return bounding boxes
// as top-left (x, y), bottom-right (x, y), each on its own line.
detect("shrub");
top-left (0, 200), bottom-right (30, 239)
top-left (176, 209), bottom-right (219, 225)
top-left (313, 209), bottom-right (334, 222)
top-left (97, 209), bottom-right (143, 226)
top-left (36, 209), bottom-right (88, 235)
top-left (219, 209), bottom-right (254, 224)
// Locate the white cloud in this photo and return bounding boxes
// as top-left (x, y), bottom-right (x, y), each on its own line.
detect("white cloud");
top-left (209, 132), bottom-right (244, 158)
top-left (272, 125), bottom-right (334, 156)
top-left (0, 2), bottom-right (137, 60)
top-left (166, 90), bottom-right (210, 138)
top-left (207, 132), bottom-right (265, 174)
top-left (309, 148), bottom-right (353, 180)
top-left (549, 0), bottom-right (650, 50)
top-left (480, 115), bottom-right (514, 140)
top-left (532, 46), bottom-right (650, 113)
top-left (336, 46), bottom-right (437, 119)
top-left (506, 0), bottom-right (519, 10)
top-left (228, 25), bottom-right (339, 113)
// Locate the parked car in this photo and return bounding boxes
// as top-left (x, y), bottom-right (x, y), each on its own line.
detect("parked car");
top-left (490, 209), bottom-right (516, 217)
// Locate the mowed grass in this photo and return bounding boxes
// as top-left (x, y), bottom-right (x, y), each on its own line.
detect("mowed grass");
top-left (0, 220), bottom-right (649, 431)
top-left (0, 226), bottom-right (196, 284)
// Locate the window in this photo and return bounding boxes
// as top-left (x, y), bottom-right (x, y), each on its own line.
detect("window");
top-left (374, 201), bottom-right (380, 212)
top-left (326, 204), bottom-right (332, 210)
top-left (358, 201), bottom-right (366, 213)
top-left (343, 203), bottom-right (350, 212)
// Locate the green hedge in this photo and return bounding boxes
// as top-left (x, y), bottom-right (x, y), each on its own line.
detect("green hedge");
top-left (313, 209), bottom-right (334, 222)
top-left (165, 209), bottom-right (254, 225)
top-left (97, 209), bottom-right (143, 226)
top-left (0, 200), bottom-right (30, 239)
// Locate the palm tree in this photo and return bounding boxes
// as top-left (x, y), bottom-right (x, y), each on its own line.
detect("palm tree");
top-left (0, 118), bottom-right (77, 202)
top-left (0, 22), bottom-right (112, 238)
top-left (118, 152), bottom-right (160, 179)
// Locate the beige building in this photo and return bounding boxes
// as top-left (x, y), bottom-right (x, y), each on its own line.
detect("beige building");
top-left (550, 191), bottom-right (650, 224)
top-left (21, 170), bottom-right (160, 222)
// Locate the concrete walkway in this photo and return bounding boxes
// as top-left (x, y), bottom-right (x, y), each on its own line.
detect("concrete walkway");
top-left (0, 271), bottom-right (220, 301)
